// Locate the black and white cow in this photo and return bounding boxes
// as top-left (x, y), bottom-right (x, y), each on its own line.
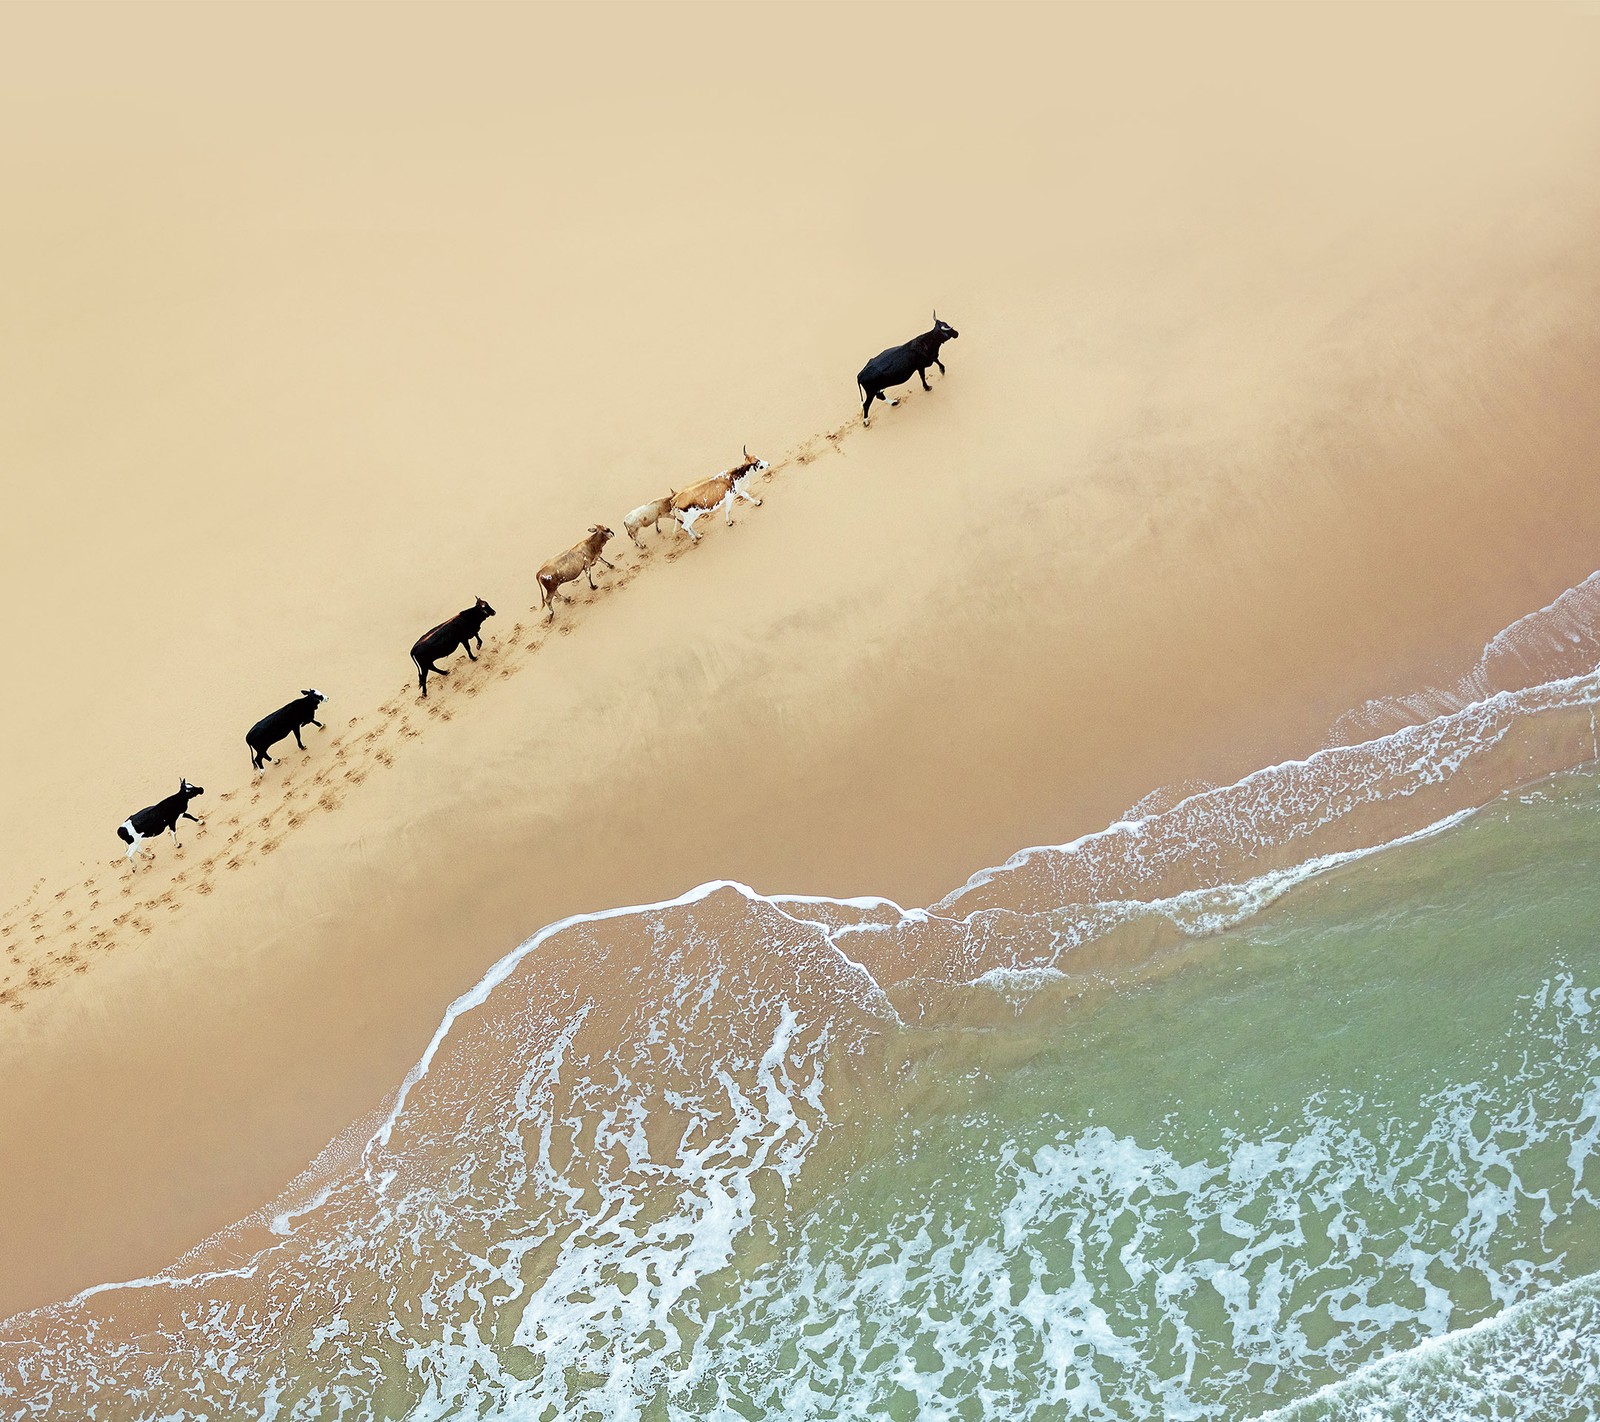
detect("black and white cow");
top-left (247, 689), bottom-right (328, 771)
top-left (116, 779), bottom-right (205, 863)
top-left (856, 311), bottom-right (960, 426)
top-left (411, 597), bottom-right (496, 697)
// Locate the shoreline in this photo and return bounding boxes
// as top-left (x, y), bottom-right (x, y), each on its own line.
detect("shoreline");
top-left (5, 0), bottom-right (1600, 1329)
top-left (7, 653), bottom-right (1599, 1343)
top-left (9, 534), bottom-right (1600, 1318)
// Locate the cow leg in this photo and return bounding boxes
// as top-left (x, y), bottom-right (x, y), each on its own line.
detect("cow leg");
top-left (918, 367), bottom-right (932, 392)
top-left (586, 565), bottom-right (597, 589)
top-left (678, 510), bottom-right (702, 541)
top-left (935, 357), bottom-right (946, 375)
top-left (473, 634), bottom-right (484, 650)
top-left (124, 834), bottom-right (142, 864)
top-left (465, 640), bottom-right (478, 661)
top-left (311, 717), bottom-right (325, 728)
top-left (598, 554), bottom-right (615, 570)
top-left (183, 811), bottom-right (204, 826)
top-left (735, 484), bottom-right (762, 507)
top-left (862, 389), bottom-right (874, 425)
top-left (293, 728), bottom-right (306, 749)
top-left (169, 825), bottom-right (182, 849)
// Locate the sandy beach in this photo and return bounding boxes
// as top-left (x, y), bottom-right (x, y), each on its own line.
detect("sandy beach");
top-left (3, 2), bottom-right (1600, 1328)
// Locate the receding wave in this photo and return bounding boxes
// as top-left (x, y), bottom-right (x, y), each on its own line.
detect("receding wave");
top-left (2, 573), bottom-right (1599, 1418)
top-left (1328, 570), bottom-right (1600, 744)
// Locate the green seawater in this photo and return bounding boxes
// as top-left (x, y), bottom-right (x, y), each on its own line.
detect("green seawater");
top-left (689, 770), bottom-right (1600, 1420)
top-left (7, 768), bottom-right (1598, 1421)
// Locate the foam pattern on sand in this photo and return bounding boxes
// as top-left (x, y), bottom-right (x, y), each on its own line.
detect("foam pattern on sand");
top-left (1329, 571), bottom-right (1600, 745)
top-left (2, 579), bottom-right (1599, 1416)
top-left (5, 949), bottom-right (1592, 1418)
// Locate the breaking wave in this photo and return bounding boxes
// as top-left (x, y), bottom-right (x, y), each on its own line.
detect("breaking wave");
top-left (2, 571), bottom-right (1598, 1419)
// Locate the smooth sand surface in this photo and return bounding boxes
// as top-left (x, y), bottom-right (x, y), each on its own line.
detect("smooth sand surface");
top-left (3, 4), bottom-right (1600, 1319)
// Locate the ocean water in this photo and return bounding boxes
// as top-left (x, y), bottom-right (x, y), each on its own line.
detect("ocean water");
top-left (2, 582), bottom-right (1600, 1420)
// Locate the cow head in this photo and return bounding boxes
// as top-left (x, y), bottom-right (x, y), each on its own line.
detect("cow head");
top-left (302, 689), bottom-right (327, 707)
top-left (589, 525), bottom-right (615, 546)
top-left (737, 444), bottom-right (770, 478)
top-left (475, 596), bottom-right (497, 618)
top-left (932, 310), bottom-right (959, 342)
top-left (180, 778), bottom-right (204, 798)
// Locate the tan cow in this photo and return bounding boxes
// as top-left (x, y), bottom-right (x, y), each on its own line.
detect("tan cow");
top-left (537, 525), bottom-right (615, 619)
top-left (670, 447), bottom-right (770, 542)
top-left (623, 491), bottom-right (678, 546)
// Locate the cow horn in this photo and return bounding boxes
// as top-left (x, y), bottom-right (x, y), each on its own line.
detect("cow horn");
top-left (933, 308), bottom-right (939, 321)
top-left (743, 444), bottom-right (750, 459)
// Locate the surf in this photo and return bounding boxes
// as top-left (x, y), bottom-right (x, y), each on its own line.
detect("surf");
top-left (3, 573), bottom-right (1600, 1419)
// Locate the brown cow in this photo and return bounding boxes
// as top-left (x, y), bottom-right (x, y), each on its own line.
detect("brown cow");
top-left (537, 525), bottom-right (615, 619)
top-left (670, 447), bottom-right (770, 542)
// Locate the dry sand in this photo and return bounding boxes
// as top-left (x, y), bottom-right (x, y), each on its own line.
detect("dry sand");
top-left (3, 3), bottom-right (1600, 1320)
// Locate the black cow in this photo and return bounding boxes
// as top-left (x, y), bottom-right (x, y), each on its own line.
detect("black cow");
top-left (247, 689), bottom-right (328, 771)
top-left (857, 310), bottom-right (960, 426)
top-left (411, 597), bottom-right (496, 697)
top-left (116, 778), bottom-right (205, 863)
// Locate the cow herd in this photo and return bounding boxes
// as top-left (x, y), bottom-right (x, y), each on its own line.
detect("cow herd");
top-left (113, 312), bottom-right (960, 863)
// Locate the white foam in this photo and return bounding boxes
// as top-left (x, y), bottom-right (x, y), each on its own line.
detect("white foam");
top-left (1329, 568), bottom-right (1600, 744)
top-left (1258, 1268), bottom-right (1600, 1421)
top-left (6, 578), bottom-right (1600, 1419)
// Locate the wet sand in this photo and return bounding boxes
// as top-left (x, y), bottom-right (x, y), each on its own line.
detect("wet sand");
top-left (3, 4), bottom-right (1600, 1320)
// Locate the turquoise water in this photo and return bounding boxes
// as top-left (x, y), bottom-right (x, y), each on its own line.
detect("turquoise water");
top-left (2, 763), bottom-right (1597, 1420)
top-left (694, 772), bottom-right (1600, 1421)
